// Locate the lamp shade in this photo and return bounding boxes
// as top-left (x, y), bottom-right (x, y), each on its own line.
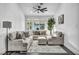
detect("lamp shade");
top-left (3, 21), bottom-right (12, 28)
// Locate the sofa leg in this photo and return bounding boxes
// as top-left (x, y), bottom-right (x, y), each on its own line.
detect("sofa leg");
top-left (20, 51), bottom-right (27, 54)
top-left (60, 45), bottom-right (64, 46)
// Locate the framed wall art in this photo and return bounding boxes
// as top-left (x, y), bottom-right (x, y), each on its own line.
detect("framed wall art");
top-left (58, 14), bottom-right (64, 24)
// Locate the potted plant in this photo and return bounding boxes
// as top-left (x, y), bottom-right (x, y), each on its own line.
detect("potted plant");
top-left (48, 17), bottom-right (56, 35)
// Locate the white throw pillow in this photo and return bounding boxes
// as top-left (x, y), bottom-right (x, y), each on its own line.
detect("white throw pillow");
top-left (38, 37), bottom-right (46, 39)
top-left (47, 36), bottom-right (52, 39)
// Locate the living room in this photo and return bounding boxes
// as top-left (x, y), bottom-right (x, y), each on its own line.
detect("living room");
top-left (0, 3), bottom-right (79, 55)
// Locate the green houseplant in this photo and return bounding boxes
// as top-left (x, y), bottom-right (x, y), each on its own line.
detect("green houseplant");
top-left (48, 17), bottom-right (56, 35)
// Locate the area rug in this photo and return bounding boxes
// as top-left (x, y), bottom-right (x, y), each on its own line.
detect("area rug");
top-left (28, 40), bottom-right (67, 53)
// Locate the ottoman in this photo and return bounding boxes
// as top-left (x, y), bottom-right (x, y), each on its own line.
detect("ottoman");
top-left (38, 37), bottom-right (47, 45)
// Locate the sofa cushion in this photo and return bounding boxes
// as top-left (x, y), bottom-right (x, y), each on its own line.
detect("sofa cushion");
top-left (40, 31), bottom-right (46, 35)
top-left (22, 36), bottom-right (32, 44)
top-left (58, 32), bottom-right (62, 37)
top-left (16, 32), bottom-right (22, 39)
top-left (23, 32), bottom-right (29, 37)
top-left (33, 31), bottom-right (40, 35)
top-left (22, 32), bottom-right (26, 39)
top-left (56, 32), bottom-right (62, 37)
top-left (8, 32), bottom-right (16, 40)
top-left (8, 31), bottom-right (29, 40)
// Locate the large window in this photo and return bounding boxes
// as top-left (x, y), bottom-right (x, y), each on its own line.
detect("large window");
top-left (34, 23), bottom-right (45, 30)
top-left (25, 21), bottom-right (32, 30)
top-left (25, 19), bottom-right (46, 31)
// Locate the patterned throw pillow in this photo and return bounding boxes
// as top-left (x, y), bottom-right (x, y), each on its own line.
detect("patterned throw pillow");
top-left (40, 31), bottom-right (46, 35)
top-left (16, 32), bottom-right (22, 39)
top-left (35, 31), bottom-right (40, 35)
top-left (22, 32), bottom-right (26, 39)
top-left (23, 32), bottom-right (29, 37)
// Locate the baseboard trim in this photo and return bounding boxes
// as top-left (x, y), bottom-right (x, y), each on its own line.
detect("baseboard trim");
top-left (64, 41), bottom-right (79, 55)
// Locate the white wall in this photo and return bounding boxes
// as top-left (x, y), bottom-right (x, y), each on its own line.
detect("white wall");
top-left (0, 3), bottom-right (25, 54)
top-left (55, 3), bottom-right (79, 54)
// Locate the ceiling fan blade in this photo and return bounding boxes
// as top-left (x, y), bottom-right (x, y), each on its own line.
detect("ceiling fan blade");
top-left (41, 11), bottom-right (44, 13)
top-left (40, 9), bottom-right (44, 13)
top-left (33, 9), bottom-right (38, 12)
top-left (42, 8), bottom-right (47, 10)
top-left (44, 9), bottom-right (48, 11)
top-left (33, 7), bottom-right (37, 10)
top-left (40, 8), bottom-right (47, 12)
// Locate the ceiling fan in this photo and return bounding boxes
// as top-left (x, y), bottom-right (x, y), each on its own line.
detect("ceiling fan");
top-left (33, 3), bottom-right (48, 13)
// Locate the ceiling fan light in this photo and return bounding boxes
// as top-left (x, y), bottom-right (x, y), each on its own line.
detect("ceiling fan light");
top-left (38, 6), bottom-right (41, 8)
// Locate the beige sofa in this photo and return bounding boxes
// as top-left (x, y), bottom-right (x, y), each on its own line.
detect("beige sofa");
top-left (8, 31), bottom-right (33, 51)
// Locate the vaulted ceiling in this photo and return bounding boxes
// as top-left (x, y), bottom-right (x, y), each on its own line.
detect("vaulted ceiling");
top-left (18, 3), bottom-right (62, 16)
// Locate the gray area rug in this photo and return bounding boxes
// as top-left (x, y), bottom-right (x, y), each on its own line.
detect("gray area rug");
top-left (28, 40), bottom-right (67, 53)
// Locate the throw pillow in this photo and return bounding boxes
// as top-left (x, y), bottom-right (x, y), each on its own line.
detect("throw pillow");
top-left (8, 33), bottom-right (12, 40)
top-left (47, 36), bottom-right (52, 39)
top-left (56, 32), bottom-right (62, 37)
top-left (40, 31), bottom-right (46, 35)
top-left (23, 32), bottom-right (29, 37)
top-left (22, 32), bottom-right (26, 39)
top-left (8, 32), bottom-right (16, 40)
top-left (16, 32), bottom-right (22, 39)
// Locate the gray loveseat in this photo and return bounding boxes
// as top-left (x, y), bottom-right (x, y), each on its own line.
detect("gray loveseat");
top-left (48, 32), bottom-right (64, 45)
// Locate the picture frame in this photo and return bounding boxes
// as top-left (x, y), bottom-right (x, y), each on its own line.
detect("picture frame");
top-left (0, 21), bottom-right (1, 28)
top-left (58, 14), bottom-right (64, 24)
